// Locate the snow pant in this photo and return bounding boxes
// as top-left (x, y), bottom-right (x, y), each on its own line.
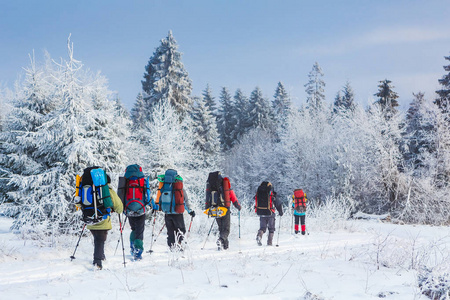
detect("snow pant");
top-left (90, 229), bottom-right (108, 265)
top-left (128, 214), bottom-right (145, 252)
top-left (257, 215), bottom-right (276, 245)
top-left (294, 215), bottom-right (306, 233)
top-left (164, 214), bottom-right (186, 247)
top-left (216, 211), bottom-right (231, 249)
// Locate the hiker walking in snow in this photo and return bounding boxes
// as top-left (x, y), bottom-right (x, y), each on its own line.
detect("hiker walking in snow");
top-left (155, 169), bottom-right (195, 250)
top-left (205, 171), bottom-right (241, 250)
top-left (75, 167), bottom-right (123, 270)
top-left (254, 182), bottom-right (283, 246)
top-left (292, 189), bottom-right (307, 235)
top-left (117, 164), bottom-right (158, 260)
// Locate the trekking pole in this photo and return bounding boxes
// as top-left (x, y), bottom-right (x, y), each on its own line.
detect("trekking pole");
top-left (276, 215), bottom-right (282, 247)
top-left (114, 216), bottom-right (127, 255)
top-left (201, 217), bottom-right (216, 250)
top-left (148, 215), bottom-right (157, 254)
top-left (70, 223), bottom-right (86, 260)
top-left (238, 210), bottom-right (241, 239)
top-left (147, 223), bottom-right (165, 253)
top-left (187, 215), bottom-right (194, 238)
top-left (118, 214), bottom-right (126, 267)
top-left (291, 211), bottom-right (294, 235)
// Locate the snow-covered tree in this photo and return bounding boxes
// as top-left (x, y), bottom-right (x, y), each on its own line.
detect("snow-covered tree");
top-left (202, 84), bottom-right (216, 117)
top-left (374, 79), bottom-right (399, 119)
top-left (141, 31), bottom-right (193, 116)
top-left (247, 87), bottom-right (273, 131)
top-left (333, 81), bottom-right (355, 113)
top-left (217, 87), bottom-right (235, 150)
top-left (435, 54), bottom-right (450, 114)
top-left (305, 62), bottom-right (326, 113)
top-left (230, 88), bottom-right (251, 144)
top-left (191, 96), bottom-right (220, 167)
top-left (5, 39), bottom-right (128, 234)
top-left (130, 92), bottom-right (149, 129)
top-left (272, 82), bottom-right (292, 131)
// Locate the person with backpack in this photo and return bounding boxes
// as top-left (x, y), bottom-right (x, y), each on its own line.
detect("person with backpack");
top-left (75, 166), bottom-right (123, 270)
top-left (254, 182), bottom-right (283, 246)
top-left (117, 164), bottom-right (158, 260)
top-left (155, 169), bottom-right (195, 250)
top-left (205, 171), bottom-right (241, 250)
top-left (292, 189), bottom-right (307, 235)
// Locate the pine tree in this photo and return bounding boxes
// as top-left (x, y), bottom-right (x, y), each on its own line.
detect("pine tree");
top-left (334, 81), bottom-right (355, 113)
top-left (231, 88), bottom-right (251, 144)
top-left (247, 87), bottom-right (273, 131)
top-left (272, 82), bottom-right (292, 129)
top-left (191, 96), bottom-right (220, 167)
top-left (130, 92), bottom-right (148, 129)
top-left (435, 54), bottom-right (450, 115)
top-left (0, 52), bottom-right (56, 209)
top-left (6, 39), bottom-right (128, 233)
top-left (305, 62), bottom-right (326, 113)
top-left (202, 84), bottom-right (216, 117)
top-left (141, 31), bottom-right (193, 116)
top-left (217, 87), bottom-right (235, 150)
top-left (374, 79), bottom-right (399, 118)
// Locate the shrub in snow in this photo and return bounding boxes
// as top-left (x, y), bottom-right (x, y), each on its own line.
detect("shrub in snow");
top-left (308, 195), bottom-right (351, 231)
top-left (419, 268), bottom-right (450, 300)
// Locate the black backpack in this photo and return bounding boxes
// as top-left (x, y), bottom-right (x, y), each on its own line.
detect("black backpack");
top-left (255, 181), bottom-right (273, 216)
top-left (205, 171), bottom-right (224, 209)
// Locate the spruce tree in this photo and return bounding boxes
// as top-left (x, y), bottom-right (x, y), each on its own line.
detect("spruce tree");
top-left (435, 54), bottom-right (450, 114)
top-left (191, 96), bottom-right (220, 166)
top-left (247, 87), bottom-right (273, 131)
top-left (334, 81), bottom-right (355, 113)
top-left (141, 31), bottom-right (193, 116)
top-left (374, 79), bottom-right (399, 118)
top-left (217, 87), bottom-right (235, 150)
top-left (231, 88), bottom-right (251, 144)
top-left (272, 82), bottom-right (292, 130)
top-left (130, 92), bottom-right (148, 129)
top-left (202, 84), bottom-right (216, 117)
top-left (305, 62), bottom-right (326, 113)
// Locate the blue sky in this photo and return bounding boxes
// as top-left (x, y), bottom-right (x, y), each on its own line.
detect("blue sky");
top-left (1, 0), bottom-right (449, 110)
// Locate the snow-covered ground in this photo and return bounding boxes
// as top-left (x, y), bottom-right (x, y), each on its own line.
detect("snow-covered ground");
top-left (0, 214), bottom-right (449, 300)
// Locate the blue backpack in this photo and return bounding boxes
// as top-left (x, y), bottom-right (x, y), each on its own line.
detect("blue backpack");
top-left (156, 169), bottom-right (184, 214)
top-left (77, 167), bottom-right (113, 224)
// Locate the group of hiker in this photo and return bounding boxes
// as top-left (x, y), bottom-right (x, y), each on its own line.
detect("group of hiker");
top-left (74, 165), bottom-right (307, 270)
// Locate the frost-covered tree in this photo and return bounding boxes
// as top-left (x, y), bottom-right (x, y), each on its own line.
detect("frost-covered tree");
top-left (5, 39), bottom-right (128, 234)
top-left (435, 54), bottom-right (450, 114)
top-left (141, 31), bottom-right (193, 116)
top-left (272, 82), bottom-right (292, 131)
top-left (202, 84), bottom-right (216, 117)
top-left (403, 92), bottom-right (435, 171)
top-left (130, 92), bottom-right (148, 129)
top-left (230, 88), bottom-right (251, 144)
top-left (135, 101), bottom-right (204, 206)
top-left (374, 79), bottom-right (399, 119)
top-left (247, 87), bottom-right (273, 131)
top-left (333, 81), bottom-right (355, 113)
top-left (0, 52), bottom-right (57, 212)
top-left (217, 87), bottom-right (235, 150)
top-left (191, 96), bottom-right (220, 167)
top-left (305, 62), bottom-right (326, 113)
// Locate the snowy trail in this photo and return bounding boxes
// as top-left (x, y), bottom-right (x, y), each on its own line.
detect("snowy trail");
top-left (1, 216), bottom-right (449, 300)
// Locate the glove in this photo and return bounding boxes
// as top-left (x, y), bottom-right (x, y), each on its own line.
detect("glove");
top-left (237, 204), bottom-right (242, 211)
top-left (279, 211), bottom-right (284, 217)
top-left (189, 211), bottom-right (196, 217)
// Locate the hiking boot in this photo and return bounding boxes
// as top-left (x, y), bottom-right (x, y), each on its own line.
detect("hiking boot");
top-left (93, 261), bottom-right (103, 270)
top-left (267, 233), bottom-right (274, 246)
top-left (133, 248), bottom-right (143, 260)
top-left (295, 230), bottom-right (299, 234)
top-left (256, 230), bottom-right (263, 246)
top-left (216, 239), bottom-right (223, 250)
top-left (301, 231), bottom-right (306, 235)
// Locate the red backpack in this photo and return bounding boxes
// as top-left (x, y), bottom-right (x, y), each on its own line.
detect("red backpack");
top-left (293, 189), bottom-right (307, 212)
